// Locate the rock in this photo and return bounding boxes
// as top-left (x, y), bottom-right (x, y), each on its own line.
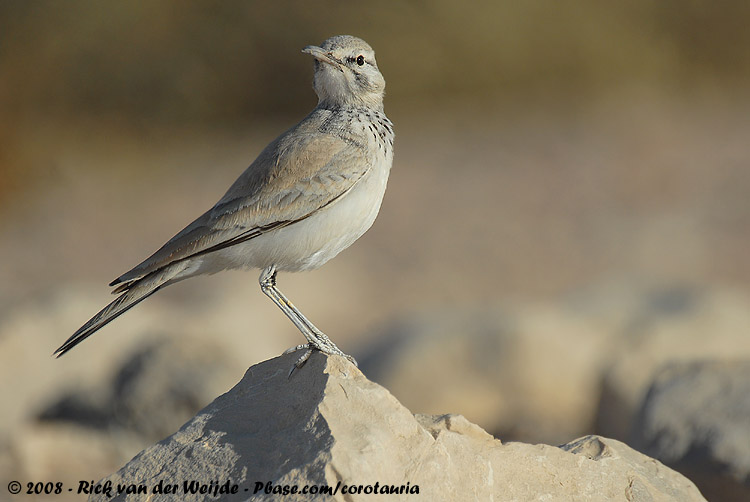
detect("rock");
top-left (37, 337), bottom-right (236, 441)
top-left (11, 423), bottom-right (139, 486)
top-left (357, 306), bottom-right (612, 444)
top-left (91, 353), bottom-right (706, 502)
top-left (593, 287), bottom-right (750, 441)
top-left (631, 360), bottom-right (750, 502)
top-left (4, 336), bottom-right (240, 491)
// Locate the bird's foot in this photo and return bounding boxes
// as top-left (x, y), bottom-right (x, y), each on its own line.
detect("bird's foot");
top-left (283, 344), bottom-right (310, 355)
top-left (283, 339), bottom-right (357, 377)
top-left (307, 328), bottom-right (358, 366)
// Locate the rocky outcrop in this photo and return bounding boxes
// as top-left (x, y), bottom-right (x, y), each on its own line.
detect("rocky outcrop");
top-left (357, 286), bottom-right (750, 450)
top-left (38, 337), bottom-right (235, 441)
top-left (632, 360), bottom-right (750, 502)
top-left (91, 353), bottom-right (706, 502)
top-left (357, 306), bottom-right (613, 444)
top-left (594, 287), bottom-right (750, 441)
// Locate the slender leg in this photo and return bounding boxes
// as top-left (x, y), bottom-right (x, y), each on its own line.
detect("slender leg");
top-left (259, 266), bottom-right (357, 369)
top-left (270, 283), bottom-right (345, 352)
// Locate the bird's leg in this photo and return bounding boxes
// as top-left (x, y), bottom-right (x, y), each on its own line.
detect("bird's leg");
top-left (259, 266), bottom-right (317, 367)
top-left (271, 285), bottom-right (357, 366)
top-left (259, 266), bottom-right (357, 367)
top-left (259, 267), bottom-right (317, 345)
top-left (269, 281), bottom-right (356, 364)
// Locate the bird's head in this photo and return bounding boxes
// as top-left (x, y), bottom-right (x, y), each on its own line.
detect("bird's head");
top-left (303, 35), bottom-right (385, 110)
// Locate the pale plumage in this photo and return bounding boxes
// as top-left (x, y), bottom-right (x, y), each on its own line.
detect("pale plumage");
top-left (56, 35), bottom-right (394, 366)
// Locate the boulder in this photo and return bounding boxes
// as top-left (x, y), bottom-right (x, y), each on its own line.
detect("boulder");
top-left (91, 353), bottom-right (706, 502)
top-left (631, 360), bottom-right (750, 502)
top-left (37, 337), bottom-right (236, 441)
top-left (593, 287), bottom-right (750, 441)
top-left (357, 306), bottom-right (611, 444)
top-left (4, 336), bottom-right (239, 490)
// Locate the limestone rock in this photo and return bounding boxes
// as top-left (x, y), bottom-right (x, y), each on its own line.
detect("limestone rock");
top-left (5, 336), bottom-right (239, 493)
top-left (357, 306), bottom-right (612, 444)
top-left (91, 353), bottom-right (706, 502)
top-left (38, 337), bottom-right (235, 441)
top-left (631, 360), bottom-right (750, 502)
top-left (594, 287), bottom-right (750, 440)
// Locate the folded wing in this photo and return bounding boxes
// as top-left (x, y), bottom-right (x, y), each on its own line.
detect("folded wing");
top-left (112, 121), bottom-right (369, 288)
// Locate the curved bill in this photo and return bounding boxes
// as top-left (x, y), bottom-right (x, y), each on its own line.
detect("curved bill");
top-left (302, 45), bottom-right (341, 68)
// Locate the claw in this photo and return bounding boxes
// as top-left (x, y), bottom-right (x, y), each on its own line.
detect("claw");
top-left (295, 348), bottom-right (313, 368)
top-left (345, 354), bottom-right (358, 367)
top-left (288, 348), bottom-right (313, 378)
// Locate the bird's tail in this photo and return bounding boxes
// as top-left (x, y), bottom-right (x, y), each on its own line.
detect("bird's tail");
top-left (54, 265), bottom-right (184, 357)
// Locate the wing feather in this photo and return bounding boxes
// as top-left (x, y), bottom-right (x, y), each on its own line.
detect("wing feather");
top-left (111, 112), bottom-right (369, 286)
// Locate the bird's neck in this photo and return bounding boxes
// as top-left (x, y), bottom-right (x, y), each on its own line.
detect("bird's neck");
top-left (316, 97), bottom-right (385, 115)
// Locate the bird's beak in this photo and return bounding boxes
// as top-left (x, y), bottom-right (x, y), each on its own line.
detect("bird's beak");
top-left (302, 45), bottom-right (341, 68)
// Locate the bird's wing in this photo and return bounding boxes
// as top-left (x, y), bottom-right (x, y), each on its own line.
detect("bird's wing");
top-left (111, 123), bottom-right (369, 288)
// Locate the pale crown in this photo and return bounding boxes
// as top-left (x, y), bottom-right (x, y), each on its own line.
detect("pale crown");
top-left (303, 35), bottom-right (386, 111)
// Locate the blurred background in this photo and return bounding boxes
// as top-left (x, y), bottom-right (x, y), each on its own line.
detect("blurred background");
top-left (1, 1), bottom-right (749, 500)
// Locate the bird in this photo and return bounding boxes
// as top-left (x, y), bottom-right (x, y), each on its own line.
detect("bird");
top-left (54, 35), bottom-right (394, 369)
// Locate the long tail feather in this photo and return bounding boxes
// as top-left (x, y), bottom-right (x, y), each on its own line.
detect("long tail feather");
top-left (54, 264), bottom-right (186, 357)
top-left (54, 285), bottom-right (160, 357)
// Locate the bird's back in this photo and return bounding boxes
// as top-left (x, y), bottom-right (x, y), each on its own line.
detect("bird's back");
top-left (113, 105), bottom-right (393, 285)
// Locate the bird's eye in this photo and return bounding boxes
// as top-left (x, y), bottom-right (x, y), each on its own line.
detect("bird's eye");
top-left (356, 55), bottom-right (365, 66)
